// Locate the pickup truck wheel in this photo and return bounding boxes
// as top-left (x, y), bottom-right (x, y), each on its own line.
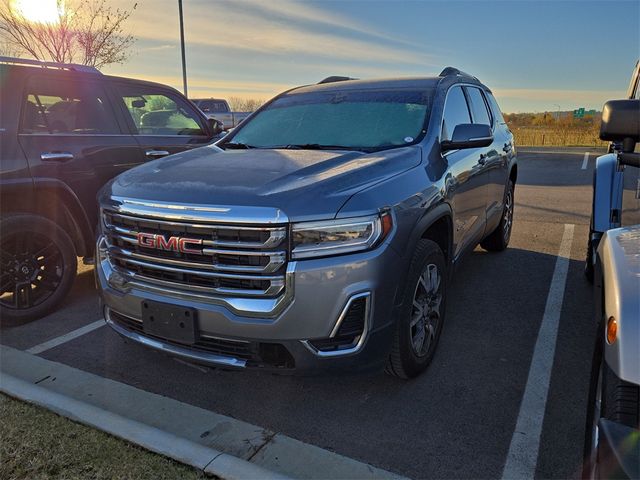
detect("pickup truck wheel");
top-left (386, 239), bottom-right (446, 379)
top-left (0, 215), bottom-right (77, 324)
top-left (481, 179), bottom-right (514, 252)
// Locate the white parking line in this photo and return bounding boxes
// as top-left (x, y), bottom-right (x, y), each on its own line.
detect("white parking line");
top-left (581, 152), bottom-right (590, 170)
top-left (26, 320), bottom-right (105, 355)
top-left (501, 223), bottom-right (575, 479)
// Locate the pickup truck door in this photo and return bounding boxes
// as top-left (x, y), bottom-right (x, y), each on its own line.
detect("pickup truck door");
top-left (441, 86), bottom-right (490, 258)
top-left (621, 164), bottom-right (640, 227)
top-left (112, 83), bottom-right (214, 162)
top-left (16, 73), bottom-right (141, 230)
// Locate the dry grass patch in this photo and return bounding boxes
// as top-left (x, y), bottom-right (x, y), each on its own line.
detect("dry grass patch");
top-left (0, 393), bottom-right (208, 480)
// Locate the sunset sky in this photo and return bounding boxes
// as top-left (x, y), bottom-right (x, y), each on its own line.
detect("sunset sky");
top-left (104, 0), bottom-right (640, 113)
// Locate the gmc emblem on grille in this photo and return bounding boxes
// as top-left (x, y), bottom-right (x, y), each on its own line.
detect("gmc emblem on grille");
top-left (137, 233), bottom-right (203, 254)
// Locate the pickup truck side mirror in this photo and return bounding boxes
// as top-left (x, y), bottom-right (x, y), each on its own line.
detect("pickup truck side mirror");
top-left (441, 124), bottom-right (493, 152)
top-left (600, 99), bottom-right (640, 153)
top-left (207, 118), bottom-right (224, 136)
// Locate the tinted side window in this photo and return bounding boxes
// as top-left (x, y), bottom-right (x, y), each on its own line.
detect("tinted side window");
top-left (485, 92), bottom-right (506, 124)
top-left (117, 86), bottom-right (205, 136)
top-left (466, 87), bottom-right (492, 126)
top-left (441, 86), bottom-right (470, 141)
top-left (21, 79), bottom-right (119, 134)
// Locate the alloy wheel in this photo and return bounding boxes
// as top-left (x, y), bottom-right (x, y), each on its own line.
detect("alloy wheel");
top-left (410, 263), bottom-right (443, 357)
top-left (503, 188), bottom-right (514, 242)
top-left (0, 231), bottom-right (64, 310)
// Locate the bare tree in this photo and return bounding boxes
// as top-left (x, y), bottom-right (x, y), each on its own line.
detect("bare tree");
top-left (228, 97), bottom-right (266, 112)
top-left (0, 0), bottom-right (137, 68)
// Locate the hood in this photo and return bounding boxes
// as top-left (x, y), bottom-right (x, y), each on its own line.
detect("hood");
top-left (107, 145), bottom-right (421, 221)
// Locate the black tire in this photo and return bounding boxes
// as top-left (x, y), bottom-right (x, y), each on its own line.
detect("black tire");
top-left (0, 214), bottom-right (77, 323)
top-left (481, 179), bottom-right (515, 252)
top-left (584, 236), bottom-right (595, 283)
top-left (582, 319), bottom-right (604, 479)
top-left (386, 239), bottom-right (447, 379)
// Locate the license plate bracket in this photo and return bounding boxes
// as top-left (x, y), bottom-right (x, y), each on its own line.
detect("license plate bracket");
top-left (142, 300), bottom-right (197, 345)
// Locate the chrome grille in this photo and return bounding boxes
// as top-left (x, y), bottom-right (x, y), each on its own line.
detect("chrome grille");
top-left (102, 210), bottom-right (288, 298)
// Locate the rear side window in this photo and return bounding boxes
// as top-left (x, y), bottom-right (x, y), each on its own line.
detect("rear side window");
top-left (196, 100), bottom-right (228, 113)
top-left (441, 86), bottom-right (471, 141)
top-left (485, 92), bottom-right (506, 124)
top-left (466, 87), bottom-right (492, 126)
top-left (117, 85), bottom-right (206, 136)
top-left (21, 79), bottom-right (119, 134)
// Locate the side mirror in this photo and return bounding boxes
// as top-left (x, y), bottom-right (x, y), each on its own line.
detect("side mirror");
top-left (207, 118), bottom-right (224, 136)
top-left (600, 99), bottom-right (640, 153)
top-left (441, 124), bottom-right (493, 151)
top-left (131, 99), bottom-right (146, 108)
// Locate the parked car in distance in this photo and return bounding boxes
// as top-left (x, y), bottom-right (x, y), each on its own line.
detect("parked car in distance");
top-left (191, 98), bottom-right (250, 130)
top-left (585, 59), bottom-right (640, 281)
top-left (583, 98), bottom-right (640, 479)
top-left (0, 56), bottom-right (222, 322)
top-left (96, 67), bottom-right (517, 378)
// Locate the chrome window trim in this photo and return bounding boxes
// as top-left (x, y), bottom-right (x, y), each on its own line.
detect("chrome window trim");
top-left (301, 291), bottom-right (371, 357)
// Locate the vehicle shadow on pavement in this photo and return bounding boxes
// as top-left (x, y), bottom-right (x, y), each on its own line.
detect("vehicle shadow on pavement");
top-left (33, 245), bottom-right (595, 480)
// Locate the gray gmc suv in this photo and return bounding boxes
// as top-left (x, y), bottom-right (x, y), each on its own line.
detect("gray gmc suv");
top-left (96, 67), bottom-right (517, 378)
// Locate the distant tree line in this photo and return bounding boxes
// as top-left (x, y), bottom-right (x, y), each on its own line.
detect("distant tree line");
top-left (227, 97), bottom-right (266, 112)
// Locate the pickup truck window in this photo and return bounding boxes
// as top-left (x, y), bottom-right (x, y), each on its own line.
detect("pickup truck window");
top-left (228, 89), bottom-right (432, 151)
top-left (195, 100), bottom-right (228, 113)
top-left (441, 86), bottom-right (471, 141)
top-left (117, 86), bottom-right (206, 136)
top-left (21, 79), bottom-right (118, 135)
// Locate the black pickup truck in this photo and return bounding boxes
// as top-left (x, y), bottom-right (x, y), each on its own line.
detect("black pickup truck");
top-left (0, 56), bottom-right (222, 322)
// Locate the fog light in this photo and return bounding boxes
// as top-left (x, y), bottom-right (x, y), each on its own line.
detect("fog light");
top-left (606, 316), bottom-right (617, 344)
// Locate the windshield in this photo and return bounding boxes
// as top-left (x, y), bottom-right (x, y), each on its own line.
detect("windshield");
top-left (227, 88), bottom-right (433, 151)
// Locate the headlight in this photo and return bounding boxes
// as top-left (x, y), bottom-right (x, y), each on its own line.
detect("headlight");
top-left (291, 212), bottom-right (393, 260)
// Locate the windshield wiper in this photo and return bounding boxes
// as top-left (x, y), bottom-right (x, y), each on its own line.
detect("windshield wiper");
top-left (223, 142), bottom-right (256, 149)
top-left (279, 144), bottom-right (358, 151)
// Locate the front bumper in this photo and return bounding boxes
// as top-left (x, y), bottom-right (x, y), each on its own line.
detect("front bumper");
top-left (96, 238), bottom-right (404, 373)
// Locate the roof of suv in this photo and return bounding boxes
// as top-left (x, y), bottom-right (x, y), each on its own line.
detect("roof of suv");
top-left (290, 69), bottom-right (486, 95)
top-left (0, 60), bottom-right (184, 93)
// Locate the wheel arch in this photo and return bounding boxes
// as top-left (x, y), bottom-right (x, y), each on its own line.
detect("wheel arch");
top-left (1, 178), bottom-right (93, 257)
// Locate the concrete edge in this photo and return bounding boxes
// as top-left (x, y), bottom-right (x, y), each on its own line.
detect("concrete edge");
top-left (0, 373), bottom-right (290, 480)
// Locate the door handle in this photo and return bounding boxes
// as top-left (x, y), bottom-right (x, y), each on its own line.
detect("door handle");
top-left (478, 154), bottom-right (487, 166)
top-left (41, 152), bottom-right (74, 162)
top-left (145, 150), bottom-right (170, 159)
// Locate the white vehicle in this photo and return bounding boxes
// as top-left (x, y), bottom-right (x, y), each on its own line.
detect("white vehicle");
top-left (583, 98), bottom-right (640, 479)
top-left (191, 98), bottom-right (250, 130)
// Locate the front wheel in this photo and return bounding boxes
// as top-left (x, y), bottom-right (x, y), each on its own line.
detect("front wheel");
top-left (0, 215), bottom-right (77, 323)
top-left (386, 239), bottom-right (447, 379)
top-left (481, 179), bottom-right (514, 252)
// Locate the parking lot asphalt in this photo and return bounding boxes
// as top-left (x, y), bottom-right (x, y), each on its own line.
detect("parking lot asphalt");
top-left (0, 146), bottom-right (606, 479)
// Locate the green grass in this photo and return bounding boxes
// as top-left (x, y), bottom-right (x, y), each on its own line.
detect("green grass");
top-left (0, 394), bottom-right (208, 480)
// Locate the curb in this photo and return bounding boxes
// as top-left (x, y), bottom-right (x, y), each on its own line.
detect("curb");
top-left (1, 373), bottom-right (289, 480)
top-left (1, 345), bottom-right (406, 479)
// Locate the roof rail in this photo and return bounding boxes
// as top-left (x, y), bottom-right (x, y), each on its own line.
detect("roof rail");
top-left (439, 67), bottom-right (477, 80)
top-left (318, 76), bottom-right (357, 84)
top-left (0, 56), bottom-right (101, 74)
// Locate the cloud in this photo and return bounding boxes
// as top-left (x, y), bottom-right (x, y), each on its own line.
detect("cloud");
top-left (110, 0), bottom-right (435, 68)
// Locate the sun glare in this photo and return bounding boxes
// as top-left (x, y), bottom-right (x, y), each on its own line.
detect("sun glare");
top-left (10, 0), bottom-right (64, 25)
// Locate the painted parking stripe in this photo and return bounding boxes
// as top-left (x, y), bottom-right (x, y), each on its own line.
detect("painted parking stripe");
top-left (26, 320), bottom-right (105, 355)
top-left (501, 223), bottom-right (575, 479)
top-left (581, 152), bottom-right (590, 170)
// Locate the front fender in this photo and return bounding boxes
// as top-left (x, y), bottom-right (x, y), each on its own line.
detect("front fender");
top-left (593, 153), bottom-right (624, 234)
